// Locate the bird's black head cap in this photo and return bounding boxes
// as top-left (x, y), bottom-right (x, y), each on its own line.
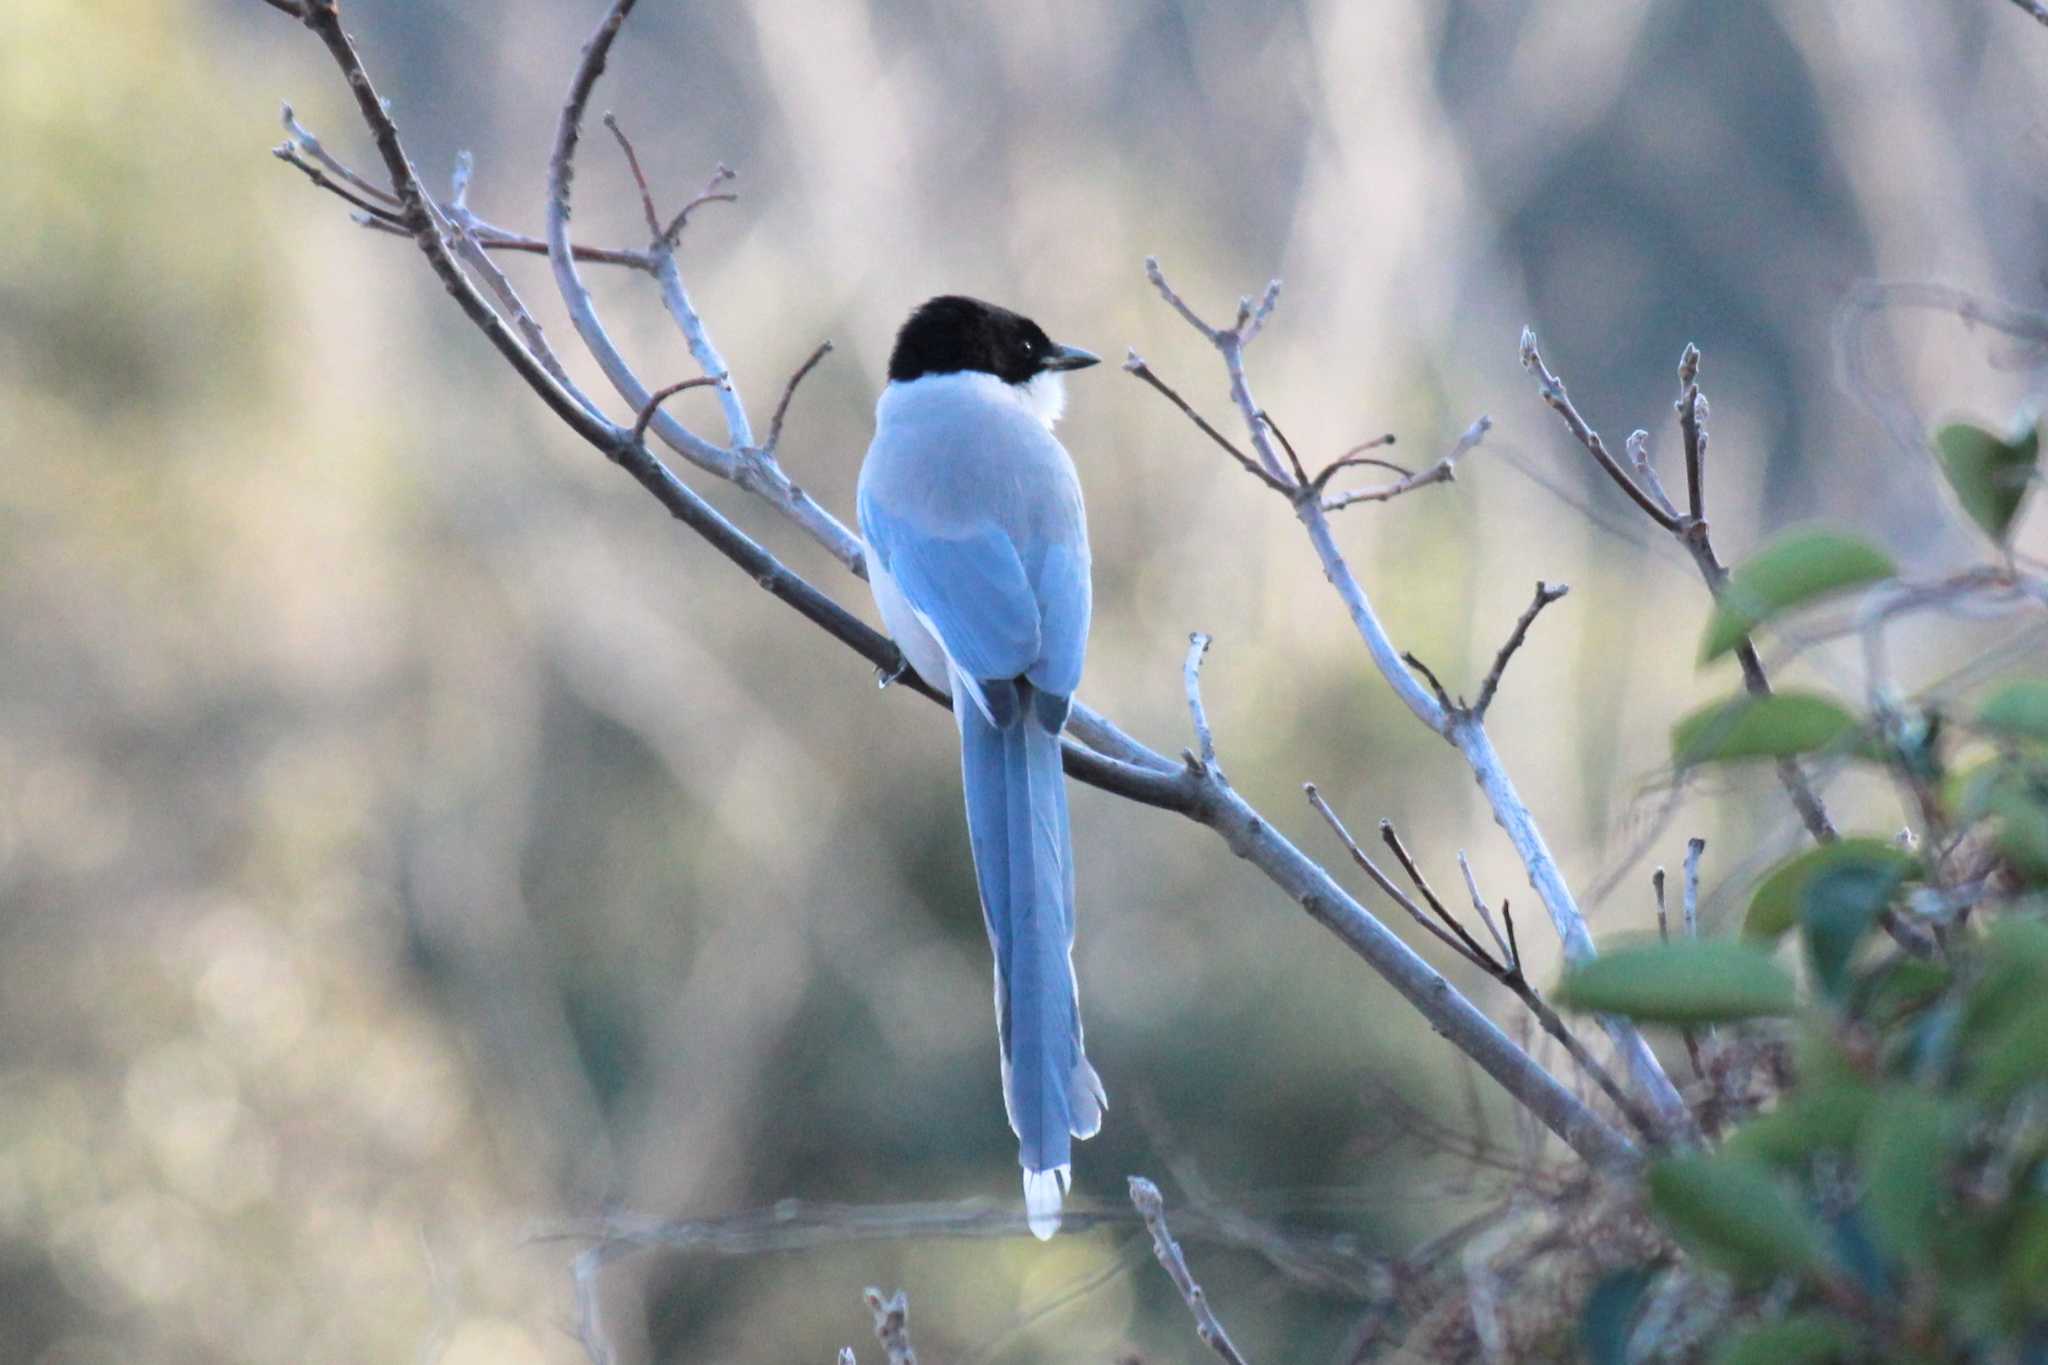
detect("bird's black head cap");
top-left (888, 295), bottom-right (1092, 386)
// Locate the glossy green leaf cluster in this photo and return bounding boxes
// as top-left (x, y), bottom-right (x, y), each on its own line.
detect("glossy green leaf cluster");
top-left (1574, 517), bottom-right (2048, 1362)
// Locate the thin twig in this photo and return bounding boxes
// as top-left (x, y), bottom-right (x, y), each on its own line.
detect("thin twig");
top-left (1681, 838), bottom-right (1704, 939)
top-left (1677, 344), bottom-right (1706, 523)
top-left (360, 213), bottom-right (655, 269)
top-left (273, 143), bottom-right (406, 222)
top-left (602, 112), bottom-right (664, 240)
top-left (1381, 821), bottom-right (1500, 970)
top-left (1519, 329), bottom-right (1682, 530)
top-left (1679, 838), bottom-right (1707, 1078)
top-left (1522, 335), bottom-right (1839, 848)
top-left (1320, 461), bottom-right (1454, 511)
top-left (1305, 790), bottom-right (1494, 972)
top-left (1624, 429), bottom-right (1680, 520)
top-left (1457, 852), bottom-right (1514, 966)
top-left (1257, 410), bottom-right (1312, 487)
top-left (862, 1289), bottom-right (917, 1365)
top-left (1124, 351), bottom-right (1288, 493)
top-left (2007, 0), bottom-right (2048, 26)
top-left (631, 376), bottom-right (727, 448)
top-left (1129, 1178), bottom-right (1253, 1365)
top-left (662, 164), bottom-right (739, 245)
top-left (1321, 417), bottom-right (1485, 512)
top-left (1314, 803), bottom-right (1665, 1143)
top-left (1184, 632), bottom-right (1218, 771)
top-left (764, 340), bottom-right (833, 456)
top-left (281, 101), bottom-right (397, 205)
top-left (1240, 279), bottom-right (1282, 346)
top-left (280, 105), bottom-right (655, 270)
top-left (439, 153), bottom-right (604, 416)
top-left (1472, 582), bottom-right (1569, 719)
top-left (1400, 652), bottom-right (1457, 714)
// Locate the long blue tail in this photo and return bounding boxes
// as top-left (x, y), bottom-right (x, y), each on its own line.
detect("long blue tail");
top-left (957, 678), bottom-right (1104, 1239)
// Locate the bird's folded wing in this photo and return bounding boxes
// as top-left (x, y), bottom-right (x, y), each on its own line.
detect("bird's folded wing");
top-left (1024, 541), bottom-right (1088, 707)
top-left (860, 500), bottom-right (1042, 685)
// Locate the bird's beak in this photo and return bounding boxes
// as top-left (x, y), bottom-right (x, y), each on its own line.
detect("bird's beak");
top-left (1040, 343), bottom-right (1100, 373)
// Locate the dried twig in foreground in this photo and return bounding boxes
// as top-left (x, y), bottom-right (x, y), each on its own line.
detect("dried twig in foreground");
top-left (1130, 1177), bottom-right (1253, 1365)
top-left (862, 1288), bottom-right (917, 1365)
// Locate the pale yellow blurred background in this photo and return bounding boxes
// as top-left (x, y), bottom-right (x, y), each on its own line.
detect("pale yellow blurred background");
top-left (5, 1), bottom-right (2047, 1361)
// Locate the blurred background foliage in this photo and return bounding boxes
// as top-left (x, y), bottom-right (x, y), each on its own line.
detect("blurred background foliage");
top-left (3, 0), bottom-right (2046, 1360)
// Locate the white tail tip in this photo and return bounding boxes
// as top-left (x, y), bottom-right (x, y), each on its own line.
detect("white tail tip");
top-left (1022, 1166), bottom-right (1070, 1241)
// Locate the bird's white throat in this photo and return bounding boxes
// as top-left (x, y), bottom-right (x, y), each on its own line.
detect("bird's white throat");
top-left (878, 368), bottom-right (1069, 431)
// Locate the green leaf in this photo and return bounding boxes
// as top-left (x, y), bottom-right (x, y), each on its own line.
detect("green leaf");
top-left (2004, 1199), bottom-right (2048, 1318)
top-left (1578, 1267), bottom-right (1655, 1365)
top-left (1801, 859), bottom-right (1910, 1000)
top-left (1935, 420), bottom-right (2040, 543)
top-left (1708, 1314), bottom-right (1853, 1365)
top-left (1701, 530), bottom-right (1897, 662)
top-left (1673, 693), bottom-right (1858, 766)
top-left (1989, 784), bottom-right (2048, 876)
top-left (1744, 839), bottom-right (1917, 940)
top-left (1725, 1082), bottom-right (1876, 1167)
top-left (1962, 918), bottom-right (2048, 1042)
top-left (1858, 1088), bottom-right (1949, 1264)
top-left (1557, 940), bottom-right (1798, 1025)
top-left (1967, 992), bottom-right (2048, 1102)
top-left (1978, 680), bottom-right (2048, 744)
top-left (1649, 1156), bottom-right (1829, 1280)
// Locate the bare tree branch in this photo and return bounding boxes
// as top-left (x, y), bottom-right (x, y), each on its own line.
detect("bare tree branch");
top-left (1322, 417), bottom-right (1486, 512)
top-left (1521, 336), bottom-right (1839, 847)
top-left (2007, 0), bottom-right (2048, 26)
top-left (1139, 261), bottom-right (1693, 1141)
top-left (1129, 1177), bottom-right (1253, 1365)
top-left (1307, 794), bottom-right (1663, 1144)
top-left (440, 151), bottom-right (605, 415)
top-left (1124, 350), bottom-right (1289, 493)
top-left (1519, 329), bottom-right (1682, 530)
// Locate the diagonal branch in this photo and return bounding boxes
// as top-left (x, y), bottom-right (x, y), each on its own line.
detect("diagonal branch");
top-left (1125, 351), bottom-right (1289, 493)
top-left (1519, 330), bottom-right (1682, 530)
top-left (1472, 581), bottom-right (1569, 720)
top-left (764, 341), bottom-right (834, 457)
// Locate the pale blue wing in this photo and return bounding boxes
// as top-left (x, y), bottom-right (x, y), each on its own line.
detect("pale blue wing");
top-left (860, 496), bottom-right (1041, 684)
top-left (1023, 540), bottom-right (1089, 708)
